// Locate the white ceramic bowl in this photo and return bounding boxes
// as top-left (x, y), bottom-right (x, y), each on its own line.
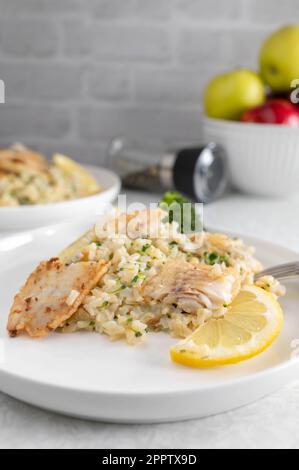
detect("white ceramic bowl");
top-left (0, 165), bottom-right (120, 233)
top-left (202, 116), bottom-right (299, 197)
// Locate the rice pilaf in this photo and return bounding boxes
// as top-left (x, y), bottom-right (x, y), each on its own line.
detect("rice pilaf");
top-left (60, 208), bottom-right (285, 345)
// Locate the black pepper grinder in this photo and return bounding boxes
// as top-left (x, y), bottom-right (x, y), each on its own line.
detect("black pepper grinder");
top-left (107, 138), bottom-right (228, 203)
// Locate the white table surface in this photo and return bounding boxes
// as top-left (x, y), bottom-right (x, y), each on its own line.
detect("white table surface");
top-left (1, 189), bottom-right (299, 449)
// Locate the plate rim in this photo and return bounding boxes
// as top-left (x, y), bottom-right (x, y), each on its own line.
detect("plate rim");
top-left (0, 222), bottom-right (299, 396)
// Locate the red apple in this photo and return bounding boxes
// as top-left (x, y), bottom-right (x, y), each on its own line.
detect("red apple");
top-left (241, 99), bottom-right (299, 126)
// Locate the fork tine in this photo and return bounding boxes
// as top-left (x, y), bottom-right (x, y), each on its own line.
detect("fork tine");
top-left (264, 270), bottom-right (298, 279)
top-left (256, 269), bottom-right (296, 278)
top-left (263, 262), bottom-right (299, 273)
top-left (255, 261), bottom-right (299, 280)
top-left (271, 263), bottom-right (299, 275)
top-left (261, 266), bottom-right (297, 276)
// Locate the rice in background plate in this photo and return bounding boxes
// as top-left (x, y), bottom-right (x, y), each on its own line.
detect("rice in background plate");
top-left (0, 144), bottom-right (101, 206)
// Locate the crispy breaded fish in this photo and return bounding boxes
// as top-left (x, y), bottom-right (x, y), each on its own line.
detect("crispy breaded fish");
top-left (7, 257), bottom-right (108, 338)
top-left (143, 259), bottom-right (240, 313)
top-left (0, 145), bottom-right (49, 174)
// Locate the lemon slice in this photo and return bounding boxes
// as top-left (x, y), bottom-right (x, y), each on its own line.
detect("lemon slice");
top-left (53, 153), bottom-right (100, 195)
top-left (170, 286), bottom-right (283, 368)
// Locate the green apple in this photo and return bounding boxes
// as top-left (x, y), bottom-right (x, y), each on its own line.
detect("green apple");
top-left (204, 69), bottom-right (265, 120)
top-left (260, 25), bottom-right (299, 93)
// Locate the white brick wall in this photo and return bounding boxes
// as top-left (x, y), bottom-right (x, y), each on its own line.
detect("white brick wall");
top-left (0, 105), bottom-right (70, 139)
top-left (92, 25), bottom-right (172, 61)
top-left (1, 20), bottom-right (59, 57)
top-left (2, 64), bottom-right (83, 101)
top-left (0, 0), bottom-right (295, 163)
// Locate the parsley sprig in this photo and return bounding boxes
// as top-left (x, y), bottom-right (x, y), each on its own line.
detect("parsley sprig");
top-left (159, 191), bottom-right (203, 234)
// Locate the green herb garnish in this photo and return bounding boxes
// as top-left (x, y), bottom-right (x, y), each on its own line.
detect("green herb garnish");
top-left (135, 331), bottom-right (142, 337)
top-left (140, 243), bottom-right (150, 253)
top-left (112, 284), bottom-right (127, 294)
top-left (159, 191), bottom-right (202, 234)
top-left (203, 251), bottom-right (229, 266)
top-left (131, 271), bottom-right (145, 284)
top-left (160, 191), bottom-right (187, 206)
top-left (98, 300), bottom-right (109, 310)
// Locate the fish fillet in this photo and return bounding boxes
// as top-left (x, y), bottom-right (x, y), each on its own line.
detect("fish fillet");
top-left (7, 257), bottom-right (108, 338)
top-left (0, 145), bottom-right (49, 174)
top-left (143, 259), bottom-right (240, 313)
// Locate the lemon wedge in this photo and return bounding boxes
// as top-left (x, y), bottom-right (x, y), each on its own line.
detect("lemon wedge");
top-left (170, 286), bottom-right (283, 368)
top-left (53, 153), bottom-right (100, 195)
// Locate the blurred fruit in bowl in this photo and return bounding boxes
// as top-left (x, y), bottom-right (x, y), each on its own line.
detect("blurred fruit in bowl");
top-left (241, 99), bottom-right (299, 126)
top-left (260, 25), bottom-right (299, 93)
top-left (203, 69), bottom-right (265, 120)
top-left (202, 116), bottom-right (299, 197)
top-left (201, 24), bottom-right (299, 197)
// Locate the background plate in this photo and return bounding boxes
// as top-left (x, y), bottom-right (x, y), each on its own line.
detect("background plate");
top-left (0, 165), bottom-right (120, 232)
top-left (0, 222), bottom-right (298, 423)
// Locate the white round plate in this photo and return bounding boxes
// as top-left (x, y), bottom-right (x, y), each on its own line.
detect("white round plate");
top-left (0, 222), bottom-right (298, 423)
top-left (0, 165), bottom-right (120, 232)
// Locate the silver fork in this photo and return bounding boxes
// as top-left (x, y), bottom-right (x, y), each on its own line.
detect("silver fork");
top-left (254, 261), bottom-right (299, 281)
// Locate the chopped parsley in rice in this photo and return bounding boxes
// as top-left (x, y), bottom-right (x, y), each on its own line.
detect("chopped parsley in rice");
top-left (59, 208), bottom-right (285, 345)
